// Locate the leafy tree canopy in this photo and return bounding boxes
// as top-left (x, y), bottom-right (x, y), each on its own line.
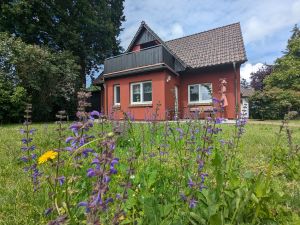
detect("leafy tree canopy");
top-left (264, 25), bottom-right (300, 91)
top-left (0, 32), bottom-right (80, 122)
top-left (250, 64), bottom-right (273, 91)
top-left (240, 78), bottom-right (250, 89)
top-left (250, 25), bottom-right (300, 119)
top-left (0, 0), bottom-right (125, 86)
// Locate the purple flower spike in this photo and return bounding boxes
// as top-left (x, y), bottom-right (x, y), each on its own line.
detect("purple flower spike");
top-left (110, 166), bottom-right (117, 174)
top-left (91, 158), bottom-right (100, 165)
top-left (189, 198), bottom-right (197, 208)
top-left (65, 136), bottom-right (74, 143)
top-left (29, 128), bottom-right (36, 135)
top-left (65, 147), bottom-right (73, 151)
top-left (78, 202), bottom-right (90, 213)
top-left (21, 138), bottom-right (32, 144)
top-left (116, 193), bottom-right (122, 200)
top-left (20, 156), bottom-right (28, 162)
top-left (180, 193), bottom-right (187, 201)
top-left (90, 110), bottom-right (100, 118)
top-left (216, 117), bottom-right (224, 124)
top-left (57, 176), bottom-right (65, 186)
top-left (87, 168), bottom-right (96, 177)
top-left (188, 178), bottom-right (195, 188)
top-left (104, 176), bottom-right (111, 183)
top-left (69, 122), bottom-right (83, 133)
top-left (111, 158), bottom-right (119, 166)
top-left (44, 208), bottom-right (53, 216)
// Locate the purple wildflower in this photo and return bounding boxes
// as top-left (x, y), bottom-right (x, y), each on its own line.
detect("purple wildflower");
top-left (44, 208), bottom-right (53, 216)
top-left (188, 178), bottom-right (195, 188)
top-left (189, 198), bottom-right (197, 208)
top-left (90, 110), bottom-right (100, 118)
top-left (57, 176), bottom-right (65, 186)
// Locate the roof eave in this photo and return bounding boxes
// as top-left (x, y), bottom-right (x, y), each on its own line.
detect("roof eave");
top-left (103, 63), bottom-right (180, 79)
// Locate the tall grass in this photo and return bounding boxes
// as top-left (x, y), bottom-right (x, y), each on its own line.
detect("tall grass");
top-left (0, 116), bottom-right (300, 224)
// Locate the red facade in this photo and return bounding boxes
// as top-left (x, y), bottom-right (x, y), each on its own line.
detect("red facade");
top-left (95, 22), bottom-right (246, 120)
top-left (102, 64), bottom-right (240, 120)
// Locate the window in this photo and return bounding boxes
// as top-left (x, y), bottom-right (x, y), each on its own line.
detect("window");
top-left (114, 85), bottom-right (120, 105)
top-left (130, 81), bottom-right (152, 104)
top-left (140, 41), bottom-right (158, 49)
top-left (188, 83), bottom-right (212, 104)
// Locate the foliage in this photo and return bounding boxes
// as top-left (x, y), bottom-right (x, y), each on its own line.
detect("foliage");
top-left (0, 32), bottom-right (80, 122)
top-left (240, 78), bottom-right (250, 89)
top-left (264, 25), bottom-right (300, 91)
top-left (250, 88), bottom-right (300, 120)
top-left (250, 64), bottom-right (273, 91)
top-left (0, 70), bottom-right (27, 123)
top-left (0, 0), bottom-right (125, 85)
top-left (250, 25), bottom-right (300, 120)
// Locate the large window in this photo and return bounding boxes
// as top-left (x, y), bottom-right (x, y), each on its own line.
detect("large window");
top-left (114, 85), bottom-right (120, 105)
top-left (130, 81), bottom-right (152, 104)
top-left (188, 83), bottom-right (212, 104)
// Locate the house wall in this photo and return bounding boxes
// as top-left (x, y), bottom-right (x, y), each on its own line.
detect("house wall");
top-left (104, 70), bottom-right (169, 120)
top-left (103, 64), bottom-right (241, 120)
top-left (180, 64), bottom-right (241, 119)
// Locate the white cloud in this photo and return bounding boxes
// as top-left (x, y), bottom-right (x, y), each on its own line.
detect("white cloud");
top-left (243, 0), bottom-right (300, 44)
top-left (169, 23), bottom-right (184, 39)
top-left (119, 0), bottom-right (300, 63)
top-left (240, 63), bottom-right (264, 81)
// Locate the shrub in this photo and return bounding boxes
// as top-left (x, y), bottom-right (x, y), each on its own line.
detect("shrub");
top-left (250, 88), bottom-right (300, 120)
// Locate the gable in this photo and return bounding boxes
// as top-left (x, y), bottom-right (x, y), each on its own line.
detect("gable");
top-left (135, 28), bottom-right (160, 45)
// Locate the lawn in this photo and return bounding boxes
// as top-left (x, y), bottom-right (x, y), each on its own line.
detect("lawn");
top-left (0, 119), bottom-right (299, 225)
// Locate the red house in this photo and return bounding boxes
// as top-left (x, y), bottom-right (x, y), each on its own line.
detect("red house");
top-left (94, 21), bottom-right (247, 120)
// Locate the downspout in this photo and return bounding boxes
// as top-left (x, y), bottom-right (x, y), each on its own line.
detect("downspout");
top-left (233, 62), bottom-right (239, 118)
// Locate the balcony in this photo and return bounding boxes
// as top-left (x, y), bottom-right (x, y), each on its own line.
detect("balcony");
top-left (103, 45), bottom-right (185, 76)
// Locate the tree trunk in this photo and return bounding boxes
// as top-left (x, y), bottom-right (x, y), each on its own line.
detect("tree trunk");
top-left (80, 59), bottom-right (86, 88)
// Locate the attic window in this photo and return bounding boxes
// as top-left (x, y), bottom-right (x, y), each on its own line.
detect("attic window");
top-left (140, 41), bottom-right (158, 49)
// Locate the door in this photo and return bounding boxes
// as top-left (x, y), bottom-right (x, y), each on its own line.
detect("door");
top-left (174, 86), bottom-right (179, 119)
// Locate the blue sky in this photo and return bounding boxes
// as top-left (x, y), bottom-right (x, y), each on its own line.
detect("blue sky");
top-left (118, 0), bottom-right (300, 81)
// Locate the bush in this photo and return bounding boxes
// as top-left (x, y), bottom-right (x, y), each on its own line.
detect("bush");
top-left (250, 88), bottom-right (300, 120)
top-left (0, 32), bottom-right (80, 122)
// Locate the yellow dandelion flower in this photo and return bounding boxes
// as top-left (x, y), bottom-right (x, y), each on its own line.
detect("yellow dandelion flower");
top-left (38, 150), bottom-right (58, 164)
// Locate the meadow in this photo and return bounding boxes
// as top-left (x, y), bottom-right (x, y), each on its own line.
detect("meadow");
top-left (0, 110), bottom-right (300, 225)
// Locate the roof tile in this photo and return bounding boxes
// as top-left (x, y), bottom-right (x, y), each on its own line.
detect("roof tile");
top-left (165, 23), bottom-right (247, 68)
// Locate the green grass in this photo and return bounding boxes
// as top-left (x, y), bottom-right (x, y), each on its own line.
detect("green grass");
top-left (0, 121), bottom-right (299, 224)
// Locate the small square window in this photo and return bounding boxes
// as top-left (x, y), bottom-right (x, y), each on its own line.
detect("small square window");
top-left (130, 81), bottom-right (152, 104)
top-left (188, 83), bottom-right (212, 104)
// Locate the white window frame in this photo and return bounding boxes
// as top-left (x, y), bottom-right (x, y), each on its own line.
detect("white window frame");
top-left (113, 84), bottom-right (120, 106)
top-left (130, 81), bottom-right (152, 105)
top-left (188, 83), bottom-right (212, 104)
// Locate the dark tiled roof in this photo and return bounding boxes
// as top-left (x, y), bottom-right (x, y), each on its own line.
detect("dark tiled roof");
top-left (165, 23), bottom-right (247, 69)
top-left (241, 87), bottom-right (254, 97)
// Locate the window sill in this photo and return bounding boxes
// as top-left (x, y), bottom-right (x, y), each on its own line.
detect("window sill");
top-left (112, 105), bottom-right (121, 109)
top-left (129, 104), bottom-right (153, 108)
top-left (188, 103), bottom-right (212, 106)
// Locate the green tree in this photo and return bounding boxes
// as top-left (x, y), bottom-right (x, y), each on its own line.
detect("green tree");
top-left (250, 25), bottom-right (300, 119)
top-left (0, 0), bottom-right (125, 86)
top-left (264, 25), bottom-right (300, 91)
top-left (0, 32), bottom-right (80, 122)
